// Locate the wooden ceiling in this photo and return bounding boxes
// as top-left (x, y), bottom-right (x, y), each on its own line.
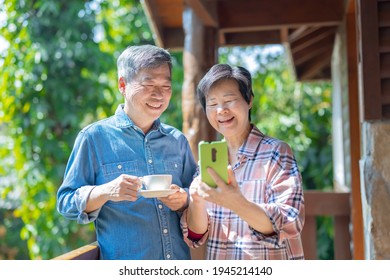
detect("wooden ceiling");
top-left (142, 0), bottom-right (347, 81)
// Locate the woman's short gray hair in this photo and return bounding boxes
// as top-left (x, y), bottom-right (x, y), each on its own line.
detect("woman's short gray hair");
top-left (197, 64), bottom-right (254, 120)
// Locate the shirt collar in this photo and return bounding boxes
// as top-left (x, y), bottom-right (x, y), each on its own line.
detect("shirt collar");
top-left (237, 125), bottom-right (265, 159)
top-left (114, 104), bottom-right (168, 135)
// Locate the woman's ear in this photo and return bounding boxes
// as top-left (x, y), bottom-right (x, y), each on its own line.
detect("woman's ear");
top-left (248, 95), bottom-right (253, 109)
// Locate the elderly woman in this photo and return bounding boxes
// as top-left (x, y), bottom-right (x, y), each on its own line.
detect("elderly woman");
top-left (181, 64), bottom-right (305, 260)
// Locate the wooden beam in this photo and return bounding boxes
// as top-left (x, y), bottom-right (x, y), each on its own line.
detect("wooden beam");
top-left (141, 0), bottom-right (164, 47)
top-left (293, 44), bottom-right (333, 67)
top-left (164, 27), bottom-right (185, 50)
top-left (289, 26), bottom-right (310, 42)
top-left (293, 37), bottom-right (334, 65)
top-left (218, 0), bottom-right (344, 32)
top-left (185, 0), bottom-right (218, 27)
top-left (298, 48), bottom-right (333, 81)
top-left (290, 27), bottom-right (338, 53)
top-left (222, 30), bottom-right (281, 46)
top-left (280, 27), bottom-right (289, 43)
top-left (357, 0), bottom-right (382, 120)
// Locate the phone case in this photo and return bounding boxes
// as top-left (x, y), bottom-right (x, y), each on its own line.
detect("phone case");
top-left (198, 140), bottom-right (228, 187)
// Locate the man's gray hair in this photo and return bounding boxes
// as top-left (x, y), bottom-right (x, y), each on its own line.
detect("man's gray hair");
top-left (117, 44), bottom-right (172, 83)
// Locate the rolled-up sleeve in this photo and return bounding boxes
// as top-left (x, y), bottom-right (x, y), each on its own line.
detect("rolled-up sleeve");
top-left (252, 143), bottom-right (305, 245)
top-left (180, 209), bottom-right (210, 248)
top-left (56, 130), bottom-right (101, 224)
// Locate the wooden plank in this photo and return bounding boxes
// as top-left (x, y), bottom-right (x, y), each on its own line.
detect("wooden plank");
top-left (382, 79), bottom-right (390, 104)
top-left (290, 27), bottom-right (337, 53)
top-left (223, 30), bottom-right (281, 46)
top-left (378, 1), bottom-right (390, 27)
top-left (218, 0), bottom-right (344, 31)
top-left (301, 216), bottom-right (317, 260)
top-left (334, 216), bottom-right (352, 259)
top-left (380, 53), bottom-right (390, 75)
top-left (304, 191), bottom-right (350, 216)
top-left (383, 104), bottom-right (390, 117)
top-left (298, 48), bottom-right (333, 81)
top-left (52, 241), bottom-right (99, 260)
top-left (379, 27), bottom-right (390, 49)
top-left (357, 0), bottom-right (382, 120)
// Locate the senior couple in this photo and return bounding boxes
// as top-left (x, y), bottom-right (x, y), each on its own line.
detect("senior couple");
top-left (56, 45), bottom-right (305, 260)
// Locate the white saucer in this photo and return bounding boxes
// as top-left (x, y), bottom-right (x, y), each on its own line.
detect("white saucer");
top-left (138, 189), bottom-right (177, 198)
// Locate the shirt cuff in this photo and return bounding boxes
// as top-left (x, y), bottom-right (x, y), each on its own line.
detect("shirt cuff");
top-left (180, 209), bottom-right (209, 248)
top-left (75, 185), bottom-right (102, 224)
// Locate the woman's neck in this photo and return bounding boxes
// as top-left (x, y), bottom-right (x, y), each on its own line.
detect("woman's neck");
top-left (225, 123), bottom-right (252, 164)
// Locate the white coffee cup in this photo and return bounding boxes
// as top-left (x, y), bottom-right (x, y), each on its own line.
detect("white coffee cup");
top-left (141, 174), bottom-right (172, 190)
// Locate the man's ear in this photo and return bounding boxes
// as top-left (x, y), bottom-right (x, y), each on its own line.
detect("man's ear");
top-left (118, 77), bottom-right (126, 95)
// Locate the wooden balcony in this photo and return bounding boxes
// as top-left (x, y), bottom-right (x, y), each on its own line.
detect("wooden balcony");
top-left (53, 190), bottom-right (351, 260)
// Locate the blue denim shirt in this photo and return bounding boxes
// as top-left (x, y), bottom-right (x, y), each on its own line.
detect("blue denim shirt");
top-left (57, 104), bottom-right (197, 260)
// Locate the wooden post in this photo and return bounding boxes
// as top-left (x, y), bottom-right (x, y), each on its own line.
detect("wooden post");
top-left (181, 5), bottom-right (218, 260)
top-left (182, 5), bottom-right (218, 162)
top-left (347, 0), bottom-right (364, 260)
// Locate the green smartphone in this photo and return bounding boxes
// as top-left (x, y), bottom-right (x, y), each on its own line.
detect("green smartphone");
top-left (198, 140), bottom-right (228, 187)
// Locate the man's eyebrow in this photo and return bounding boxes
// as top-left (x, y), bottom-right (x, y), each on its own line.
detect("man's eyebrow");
top-left (139, 76), bottom-right (172, 82)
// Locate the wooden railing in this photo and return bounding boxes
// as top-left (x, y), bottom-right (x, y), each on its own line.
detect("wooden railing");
top-left (53, 191), bottom-right (352, 260)
top-left (52, 241), bottom-right (99, 260)
top-left (302, 190), bottom-right (351, 259)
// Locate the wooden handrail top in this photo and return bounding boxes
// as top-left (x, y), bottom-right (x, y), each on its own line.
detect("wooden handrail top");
top-left (52, 241), bottom-right (99, 260)
top-left (304, 190), bottom-right (350, 216)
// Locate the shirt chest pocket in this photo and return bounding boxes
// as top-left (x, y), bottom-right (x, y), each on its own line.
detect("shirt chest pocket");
top-left (102, 160), bottom-right (139, 179)
top-left (239, 179), bottom-right (268, 204)
top-left (163, 160), bottom-right (181, 173)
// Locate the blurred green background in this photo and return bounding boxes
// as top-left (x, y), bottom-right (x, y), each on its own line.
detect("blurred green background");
top-left (0, 0), bottom-right (333, 259)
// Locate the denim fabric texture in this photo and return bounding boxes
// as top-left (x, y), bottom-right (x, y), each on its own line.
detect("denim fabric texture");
top-left (57, 104), bottom-right (197, 259)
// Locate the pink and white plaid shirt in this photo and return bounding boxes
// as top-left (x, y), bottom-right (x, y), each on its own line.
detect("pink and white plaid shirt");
top-left (182, 125), bottom-right (305, 260)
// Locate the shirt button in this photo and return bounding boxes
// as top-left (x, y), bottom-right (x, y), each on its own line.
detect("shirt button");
top-left (145, 139), bottom-right (148, 143)
top-left (158, 204), bottom-right (163, 209)
top-left (117, 165), bottom-right (122, 170)
top-left (148, 159), bottom-right (153, 164)
top-left (166, 254), bottom-right (171, 259)
top-left (163, 229), bottom-right (168, 234)
top-left (174, 164), bottom-right (178, 168)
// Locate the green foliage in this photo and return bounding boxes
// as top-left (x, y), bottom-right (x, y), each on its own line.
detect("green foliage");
top-left (0, 0), bottom-right (159, 259)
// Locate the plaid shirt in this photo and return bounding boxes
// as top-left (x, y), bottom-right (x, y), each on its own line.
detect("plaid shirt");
top-left (182, 125), bottom-right (305, 260)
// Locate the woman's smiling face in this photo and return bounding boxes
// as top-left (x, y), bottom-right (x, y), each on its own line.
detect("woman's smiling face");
top-left (205, 79), bottom-right (252, 139)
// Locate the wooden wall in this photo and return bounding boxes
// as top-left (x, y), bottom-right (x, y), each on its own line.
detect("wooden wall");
top-left (358, 0), bottom-right (390, 120)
